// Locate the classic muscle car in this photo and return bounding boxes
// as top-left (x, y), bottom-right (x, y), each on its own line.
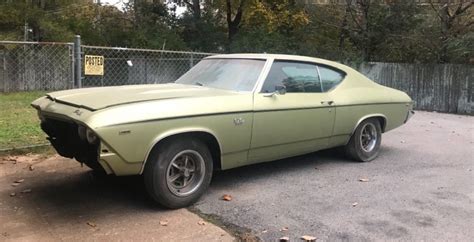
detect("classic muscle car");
top-left (32, 54), bottom-right (414, 208)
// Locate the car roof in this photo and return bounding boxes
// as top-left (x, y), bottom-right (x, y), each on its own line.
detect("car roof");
top-left (205, 53), bottom-right (354, 74)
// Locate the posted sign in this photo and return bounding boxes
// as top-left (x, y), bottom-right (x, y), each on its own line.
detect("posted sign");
top-left (84, 55), bottom-right (104, 76)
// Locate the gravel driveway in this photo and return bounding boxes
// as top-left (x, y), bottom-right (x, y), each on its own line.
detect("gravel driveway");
top-left (1, 111), bottom-right (472, 241)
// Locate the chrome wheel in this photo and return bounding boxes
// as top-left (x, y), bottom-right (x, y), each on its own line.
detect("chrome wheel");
top-left (359, 123), bottom-right (377, 152)
top-left (166, 150), bottom-right (205, 197)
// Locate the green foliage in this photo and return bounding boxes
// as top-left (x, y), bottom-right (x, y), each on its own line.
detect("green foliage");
top-left (0, 0), bottom-right (472, 63)
top-left (230, 0), bottom-right (309, 54)
top-left (178, 11), bottom-right (226, 52)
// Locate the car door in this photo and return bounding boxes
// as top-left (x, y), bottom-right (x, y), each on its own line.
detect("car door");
top-left (248, 60), bottom-right (336, 164)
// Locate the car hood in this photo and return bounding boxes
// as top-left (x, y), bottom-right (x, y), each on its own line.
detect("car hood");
top-left (46, 83), bottom-right (236, 110)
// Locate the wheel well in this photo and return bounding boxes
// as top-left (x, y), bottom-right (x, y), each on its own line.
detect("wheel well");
top-left (372, 116), bottom-right (386, 133)
top-left (153, 132), bottom-right (222, 171)
top-left (353, 116), bottom-right (387, 135)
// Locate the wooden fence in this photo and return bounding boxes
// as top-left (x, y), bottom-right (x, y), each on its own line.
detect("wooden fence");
top-left (357, 63), bottom-right (472, 115)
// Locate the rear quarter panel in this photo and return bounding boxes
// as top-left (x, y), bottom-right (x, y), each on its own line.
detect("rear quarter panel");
top-left (329, 73), bottom-right (412, 146)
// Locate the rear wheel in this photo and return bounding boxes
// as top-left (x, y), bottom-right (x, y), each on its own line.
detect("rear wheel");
top-left (144, 137), bottom-right (213, 209)
top-left (345, 118), bottom-right (382, 162)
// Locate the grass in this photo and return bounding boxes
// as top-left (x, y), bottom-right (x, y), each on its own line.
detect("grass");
top-left (0, 91), bottom-right (47, 150)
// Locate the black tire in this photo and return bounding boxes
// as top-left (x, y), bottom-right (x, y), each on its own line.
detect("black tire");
top-left (345, 118), bottom-right (382, 162)
top-left (144, 137), bottom-right (213, 209)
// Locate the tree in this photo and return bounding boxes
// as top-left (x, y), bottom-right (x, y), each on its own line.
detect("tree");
top-left (338, 0), bottom-right (421, 62)
top-left (225, 0), bottom-right (246, 44)
top-left (429, 0), bottom-right (473, 63)
top-left (230, 0), bottom-right (308, 53)
top-left (129, 1), bottom-right (186, 49)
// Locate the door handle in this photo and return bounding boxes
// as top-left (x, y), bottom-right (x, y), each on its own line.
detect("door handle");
top-left (321, 101), bottom-right (334, 105)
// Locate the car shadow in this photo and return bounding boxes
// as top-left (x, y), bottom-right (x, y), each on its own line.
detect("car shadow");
top-left (5, 168), bottom-right (164, 226)
top-left (209, 147), bottom-right (354, 188)
top-left (12, 146), bottom-right (384, 221)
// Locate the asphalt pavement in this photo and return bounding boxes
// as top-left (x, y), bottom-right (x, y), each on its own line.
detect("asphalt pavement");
top-left (194, 111), bottom-right (474, 241)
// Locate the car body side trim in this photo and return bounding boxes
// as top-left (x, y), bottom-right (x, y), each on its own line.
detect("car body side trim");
top-left (99, 102), bottom-right (408, 128)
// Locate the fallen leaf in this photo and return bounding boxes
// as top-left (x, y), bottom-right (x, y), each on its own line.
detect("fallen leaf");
top-left (29, 166), bottom-right (35, 171)
top-left (86, 221), bottom-right (97, 228)
top-left (280, 236), bottom-right (289, 242)
top-left (280, 226), bottom-right (289, 232)
top-left (9, 192), bottom-right (16, 197)
top-left (301, 235), bottom-right (317, 241)
top-left (352, 202), bottom-right (358, 207)
top-left (21, 189), bottom-right (32, 193)
top-left (358, 178), bottom-right (369, 182)
top-left (159, 220), bottom-right (168, 226)
top-left (11, 183), bottom-right (20, 187)
top-left (15, 179), bottom-right (24, 183)
top-left (262, 229), bottom-right (268, 233)
top-left (222, 194), bottom-right (232, 201)
top-left (197, 220), bottom-right (206, 226)
top-left (7, 156), bottom-right (17, 162)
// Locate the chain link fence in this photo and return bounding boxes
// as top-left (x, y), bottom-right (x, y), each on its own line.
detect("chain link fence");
top-left (0, 39), bottom-right (213, 93)
top-left (81, 45), bottom-right (211, 87)
top-left (0, 41), bottom-right (74, 92)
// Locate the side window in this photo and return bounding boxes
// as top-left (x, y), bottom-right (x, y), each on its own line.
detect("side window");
top-left (318, 65), bottom-right (345, 91)
top-left (261, 61), bottom-right (322, 93)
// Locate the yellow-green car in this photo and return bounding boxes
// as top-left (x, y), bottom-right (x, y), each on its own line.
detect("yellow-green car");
top-left (32, 54), bottom-right (414, 208)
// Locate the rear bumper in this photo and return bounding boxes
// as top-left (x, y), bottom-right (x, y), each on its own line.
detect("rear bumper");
top-left (405, 110), bottom-right (415, 123)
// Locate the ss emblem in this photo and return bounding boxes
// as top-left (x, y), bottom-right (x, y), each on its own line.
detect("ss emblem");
top-left (233, 117), bottom-right (245, 126)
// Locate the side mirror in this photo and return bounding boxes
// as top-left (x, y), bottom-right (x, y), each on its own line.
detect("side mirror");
top-left (263, 85), bottom-right (287, 97)
top-left (275, 85), bottom-right (287, 95)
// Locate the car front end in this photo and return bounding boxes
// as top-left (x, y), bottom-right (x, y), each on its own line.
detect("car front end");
top-left (32, 95), bottom-right (143, 175)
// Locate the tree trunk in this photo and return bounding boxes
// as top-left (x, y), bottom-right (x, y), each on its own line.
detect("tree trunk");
top-left (191, 0), bottom-right (201, 20)
top-left (226, 0), bottom-right (245, 50)
top-left (439, 0), bottom-right (451, 63)
top-left (338, 3), bottom-right (350, 50)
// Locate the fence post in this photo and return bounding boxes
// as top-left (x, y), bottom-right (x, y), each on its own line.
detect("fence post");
top-left (73, 35), bottom-right (82, 88)
top-left (189, 53), bottom-right (194, 69)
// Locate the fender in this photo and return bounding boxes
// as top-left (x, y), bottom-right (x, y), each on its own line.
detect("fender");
top-left (349, 113), bottom-right (387, 140)
top-left (139, 127), bottom-right (223, 174)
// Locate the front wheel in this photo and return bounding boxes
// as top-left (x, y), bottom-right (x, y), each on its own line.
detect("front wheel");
top-left (144, 138), bottom-right (213, 209)
top-left (345, 118), bottom-right (382, 162)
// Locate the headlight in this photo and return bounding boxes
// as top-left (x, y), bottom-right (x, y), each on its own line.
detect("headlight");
top-left (86, 129), bottom-right (98, 144)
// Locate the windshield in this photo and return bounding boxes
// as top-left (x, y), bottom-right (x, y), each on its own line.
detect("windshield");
top-left (175, 58), bottom-right (266, 92)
